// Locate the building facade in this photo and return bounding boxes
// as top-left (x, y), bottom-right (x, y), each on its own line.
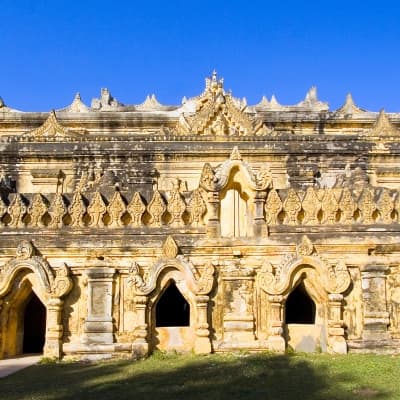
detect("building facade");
top-left (0, 73), bottom-right (399, 359)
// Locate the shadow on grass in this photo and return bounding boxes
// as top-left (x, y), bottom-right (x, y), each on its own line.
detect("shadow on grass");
top-left (0, 353), bottom-right (391, 400)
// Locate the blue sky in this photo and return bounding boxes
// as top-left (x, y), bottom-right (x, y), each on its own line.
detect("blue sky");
top-left (1, 1), bottom-right (400, 112)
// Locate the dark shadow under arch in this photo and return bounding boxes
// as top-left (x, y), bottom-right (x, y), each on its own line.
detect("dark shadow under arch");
top-left (285, 283), bottom-right (316, 324)
top-left (23, 292), bottom-right (46, 353)
top-left (156, 282), bottom-right (190, 327)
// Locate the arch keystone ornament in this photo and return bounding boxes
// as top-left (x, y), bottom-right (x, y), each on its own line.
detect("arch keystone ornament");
top-left (0, 241), bottom-right (73, 359)
top-left (162, 235), bottom-right (179, 258)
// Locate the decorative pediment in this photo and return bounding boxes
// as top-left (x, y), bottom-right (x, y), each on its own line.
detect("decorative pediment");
top-left (199, 147), bottom-right (272, 192)
top-left (0, 241), bottom-right (73, 298)
top-left (258, 254), bottom-right (351, 296)
top-left (367, 110), bottom-right (400, 136)
top-left (127, 257), bottom-right (215, 296)
top-left (24, 111), bottom-right (79, 138)
top-left (175, 71), bottom-right (266, 136)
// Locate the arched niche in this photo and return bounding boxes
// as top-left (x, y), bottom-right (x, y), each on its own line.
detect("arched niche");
top-left (148, 269), bottom-right (197, 353)
top-left (219, 165), bottom-right (255, 237)
top-left (1, 273), bottom-right (48, 358)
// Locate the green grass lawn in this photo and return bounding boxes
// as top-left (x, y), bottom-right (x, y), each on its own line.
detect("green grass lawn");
top-left (0, 352), bottom-right (399, 400)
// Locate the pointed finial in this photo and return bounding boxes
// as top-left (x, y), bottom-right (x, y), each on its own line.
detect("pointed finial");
top-left (270, 95), bottom-right (282, 108)
top-left (230, 146), bottom-right (242, 161)
top-left (305, 86), bottom-right (318, 103)
top-left (162, 235), bottom-right (179, 258)
top-left (0, 97), bottom-right (4, 108)
top-left (212, 69), bottom-right (217, 81)
top-left (336, 93), bottom-right (363, 115)
top-left (369, 109), bottom-right (399, 136)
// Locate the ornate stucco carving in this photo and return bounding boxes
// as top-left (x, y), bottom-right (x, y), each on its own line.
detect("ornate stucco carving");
top-left (258, 237), bottom-right (351, 296)
top-left (199, 147), bottom-right (272, 192)
top-left (107, 191), bottom-right (126, 228)
top-left (167, 179), bottom-right (186, 227)
top-left (68, 191), bottom-right (86, 227)
top-left (175, 71), bottom-right (266, 136)
top-left (265, 189), bottom-right (283, 225)
top-left (87, 191), bottom-right (107, 227)
top-left (127, 192), bottom-right (146, 227)
top-left (148, 190), bottom-right (166, 227)
top-left (188, 189), bottom-right (206, 227)
top-left (162, 235), bottom-right (179, 258)
top-left (8, 194), bottom-right (27, 228)
top-left (24, 111), bottom-right (71, 138)
top-left (0, 241), bottom-right (72, 298)
top-left (27, 193), bottom-right (48, 228)
top-left (127, 257), bottom-right (215, 296)
top-left (48, 193), bottom-right (67, 228)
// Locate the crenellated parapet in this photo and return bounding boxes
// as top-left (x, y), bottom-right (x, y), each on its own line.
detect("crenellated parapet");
top-left (265, 186), bottom-right (400, 226)
top-left (0, 187), bottom-right (208, 230)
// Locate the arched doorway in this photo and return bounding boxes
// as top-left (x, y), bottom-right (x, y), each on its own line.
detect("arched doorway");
top-left (284, 279), bottom-right (326, 352)
top-left (156, 283), bottom-right (190, 327)
top-left (23, 292), bottom-right (46, 354)
top-left (150, 275), bottom-right (196, 353)
top-left (285, 283), bottom-right (316, 324)
top-left (1, 276), bottom-right (48, 358)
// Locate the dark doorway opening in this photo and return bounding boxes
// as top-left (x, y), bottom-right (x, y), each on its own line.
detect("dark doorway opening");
top-left (156, 283), bottom-right (190, 327)
top-left (285, 283), bottom-right (316, 324)
top-left (23, 292), bottom-right (46, 353)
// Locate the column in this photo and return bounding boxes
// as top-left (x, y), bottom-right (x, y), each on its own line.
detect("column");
top-left (267, 295), bottom-right (285, 352)
top-left (327, 293), bottom-right (347, 354)
top-left (44, 297), bottom-right (64, 358)
top-left (194, 295), bottom-right (212, 354)
top-left (132, 294), bottom-right (148, 357)
top-left (83, 267), bottom-right (116, 344)
top-left (361, 264), bottom-right (390, 341)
